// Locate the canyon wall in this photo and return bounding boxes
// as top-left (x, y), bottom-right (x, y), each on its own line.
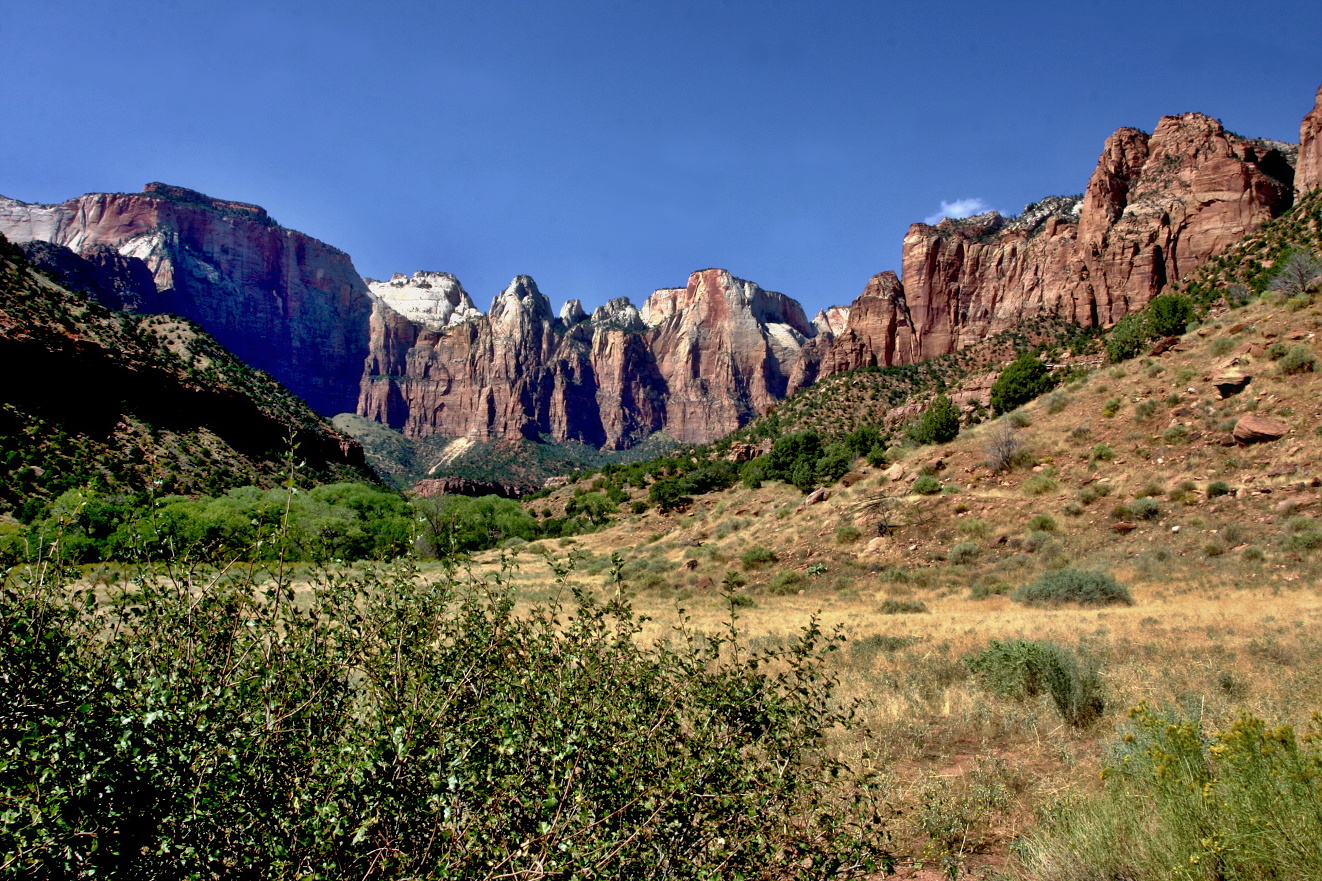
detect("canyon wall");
top-left (0, 183), bottom-right (372, 415)
top-left (358, 268), bottom-right (815, 447)
top-left (824, 112), bottom-right (1297, 374)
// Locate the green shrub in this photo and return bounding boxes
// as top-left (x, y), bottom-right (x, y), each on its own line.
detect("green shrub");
top-left (1023, 469), bottom-right (1059, 496)
top-left (880, 598), bottom-right (928, 614)
top-left (964, 639), bottom-right (1106, 727)
top-left (766, 569), bottom-right (807, 595)
top-left (1146, 292), bottom-right (1196, 337)
top-left (1028, 514), bottom-right (1058, 533)
top-left (1090, 443), bottom-right (1116, 462)
top-left (969, 581), bottom-right (1011, 600)
top-left (1014, 568), bottom-right (1132, 607)
top-left (1102, 397), bottom-right (1123, 418)
top-left (1133, 399), bottom-right (1158, 422)
top-left (1284, 516), bottom-right (1322, 551)
top-left (1062, 501), bottom-right (1085, 517)
top-left (1015, 706), bottom-right (1322, 878)
top-left (956, 519), bottom-right (992, 540)
top-left (814, 443), bottom-right (856, 486)
top-left (1105, 312), bottom-right (1151, 362)
top-left (1207, 480), bottom-right (1233, 498)
top-left (649, 478), bottom-right (691, 512)
top-left (1278, 344), bottom-right (1317, 375)
top-left (990, 353), bottom-right (1056, 415)
top-left (910, 393), bottom-right (961, 445)
top-left (0, 557), bottom-right (882, 879)
top-left (740, 545), bottom-right (777, 570)
top-left (912, 474), bottom-right (942, 495)
top-left (949, 541), bottom-right (981, 565)
top-left (1161, 424), bottom-right (1191, 445)
top-left (1130, 498), bottom-right (1161, 520)
top-left (1044, 391), bottom-right (1070, 414)
top-left (835, 524), bottom-right (862, 544)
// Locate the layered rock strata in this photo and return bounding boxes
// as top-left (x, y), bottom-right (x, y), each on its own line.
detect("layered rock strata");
top-left (824, 113), bottom-right (1297, 373)
top-left (358, 268), bottom-right (816, 447)
top-left (1299, 85), bottom-right (1322, 196)
top-left (0, 183), bottom-right (372, 415)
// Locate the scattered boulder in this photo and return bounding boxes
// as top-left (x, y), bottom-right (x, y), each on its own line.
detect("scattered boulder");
top-left (1233, 415), bottom-right (1289, 444)
top-left (797, 487), bottom-right (831, 510)
top-left (1211, 369), bottom-right (1251, 398)
top-left (1111, 521), bottom-right (1138, 534)
top-left (1149, 336), bottom-right (1182, 356)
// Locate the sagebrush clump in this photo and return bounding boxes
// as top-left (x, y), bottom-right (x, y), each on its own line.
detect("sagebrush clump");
top-left (1013, 568), bottom-right (1132, 607)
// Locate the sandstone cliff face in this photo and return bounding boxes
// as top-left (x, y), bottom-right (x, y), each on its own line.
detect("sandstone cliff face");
top-left (1299, 85), bottom-right (1322, 196)
top-left (359, 268), bottom-right (816, 447)
top-left (825, 112), bottom-right (1297, 373)
top-left (0, 183), bottom-right (372, 415)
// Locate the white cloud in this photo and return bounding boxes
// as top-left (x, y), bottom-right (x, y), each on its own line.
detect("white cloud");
top-left (924, 198), bottom-right (994, 225)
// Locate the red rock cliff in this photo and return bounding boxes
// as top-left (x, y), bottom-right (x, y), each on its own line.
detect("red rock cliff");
top-left (0, 183), bottom-right (372, 415)
top-left (1299, 85), bottom-right (1322, 196)
top-left (823, 111), bottom-right (1297, 373)
top-left (358, 268), bottom-right (816, 447)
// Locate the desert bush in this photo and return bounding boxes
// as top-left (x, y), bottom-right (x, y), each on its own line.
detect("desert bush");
top-left (1015, 705), bottom-right (1322, 879)
top-left (1284, 516), bottom-right (1322, 551)
top-left (956, 519), bottom-right (992, 540)
top-left (1062, 501), bottom-right (1085, 517)
top-left (1146, 292), bottom-right (1196, 337)
top-left (1028, 513), bottom-right (1058, 533)
top-left (1268, 249), bottom-right (1322, 298)
top-left (1208, 336), bottom-right (1237, 356)
top-left (990, 353), bottom-right (1055, 415)
top-left (964, 639), bottom-right (1106, 727)
top-left (880, 598), bottom-right (928, 615)
top-left (766, 569), bottom-right (807, 595)
top-left (1133, 399), bottom-right (1158, 421)
top-left (1077, 483), bottom-right (1111, 505)
top-left (1068, 425), bottom-right (1092, 443)
top-left (835, 524), bottom-right (862, 544)
top-left (1102, 397), bottom-right (1123, 417)
top-left (912, 474), bottom-right (942, 495)
top-left (0, 556), bottom-right (884, 879)
top-left (1023, 468), bottom-right (1059, 496)
top-left (1167, 480), bottom-right (1198, 503)
top-left (1207, 480), bottom-right (1233, 498)
top-left (910, 393), bottom-right (961, 445)
top-left (1105, 313), bottom-right (1150, 362)
top-left (1089, 443), bottom-right (1115, 462)
top-left (1161, 424), bottom-right (1191, 444)
top-left (1013, 568), bottom-right (1132, 607)
top-left (984, 423), bottom-right (1033, 473)
top-left (1130, 498), bottom-right (1161, 520)
top-left (969, 581), bottom-right (1011, 600)
top-left (1278, 344), bottom-right (1317, 375)
top-left (948, 541), bottom-right (981, 565)
top-left (1008, 409), bottom-right (1033, 428)
top-left (1242, 546), bottom-right (1266, 562)
top-left (1135, 479), bottom-right (1165, 498)
top-left (848, 633), bottom-right (916, 663)
top-left (740, 545), bottom-right (777, 570)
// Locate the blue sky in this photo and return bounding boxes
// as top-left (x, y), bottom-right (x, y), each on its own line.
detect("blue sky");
top-left (3, 1), bottom-right (1320, 319)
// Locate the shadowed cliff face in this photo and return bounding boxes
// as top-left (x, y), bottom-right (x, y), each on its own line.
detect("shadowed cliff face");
top-left (358, 268), bottom-right (813, 447)
top-left (0, 183), bottom-right (372, 415)
top-left (825, 112), bottom-right (1297, 375)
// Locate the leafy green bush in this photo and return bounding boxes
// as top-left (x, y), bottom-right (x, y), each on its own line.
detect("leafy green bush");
top-left (1090, 443), bottom-right (1116, 462)
top-left (1207, 480), bottom-right (1233, 498)
top-left (649, 477), bottom-right (691, 512)
top-left (1105, 313), bottom-right (1151, 363)
top-left (740, 545), bottom-right (777, 570)
top-left (990, 353), bottom-right (1056, 415)
top-left (964, 638), bottom-right (1106, 727)
top-left (956, 519), bottom-right (992, 540)
top-left (1013, 568), bottom-right (1132, 607)
top-left (766, 569), bottom-right (806, 595)
top-left (912, 474), bottom-right (942, 495)
top-left (766, 431), bottom-right (824, 492)
top-left (814, 443), bottom-right (856, 486)
top-left (1015, 706), bottom-right (1322, 878)
top-left (0, 556), bottom-right (885, 879)
top-left (1146, 293), bottom-right (1196, 337)
top-left (1028, 513), bottom-right (1058, 533)
top-left (835, 524), bottom-right (862, 544)
top-left (910, 394), bottom-right (961, 445)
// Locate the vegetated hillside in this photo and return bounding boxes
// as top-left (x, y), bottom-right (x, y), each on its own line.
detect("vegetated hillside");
top-left (335, 411), bottom-right (683, 492)
top-left (0, 233), bottom-right (376, 517)
top-left (499, 219), bottom-right (1322, 878)
top-left (727, 314), bottom-right (1098, 449)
